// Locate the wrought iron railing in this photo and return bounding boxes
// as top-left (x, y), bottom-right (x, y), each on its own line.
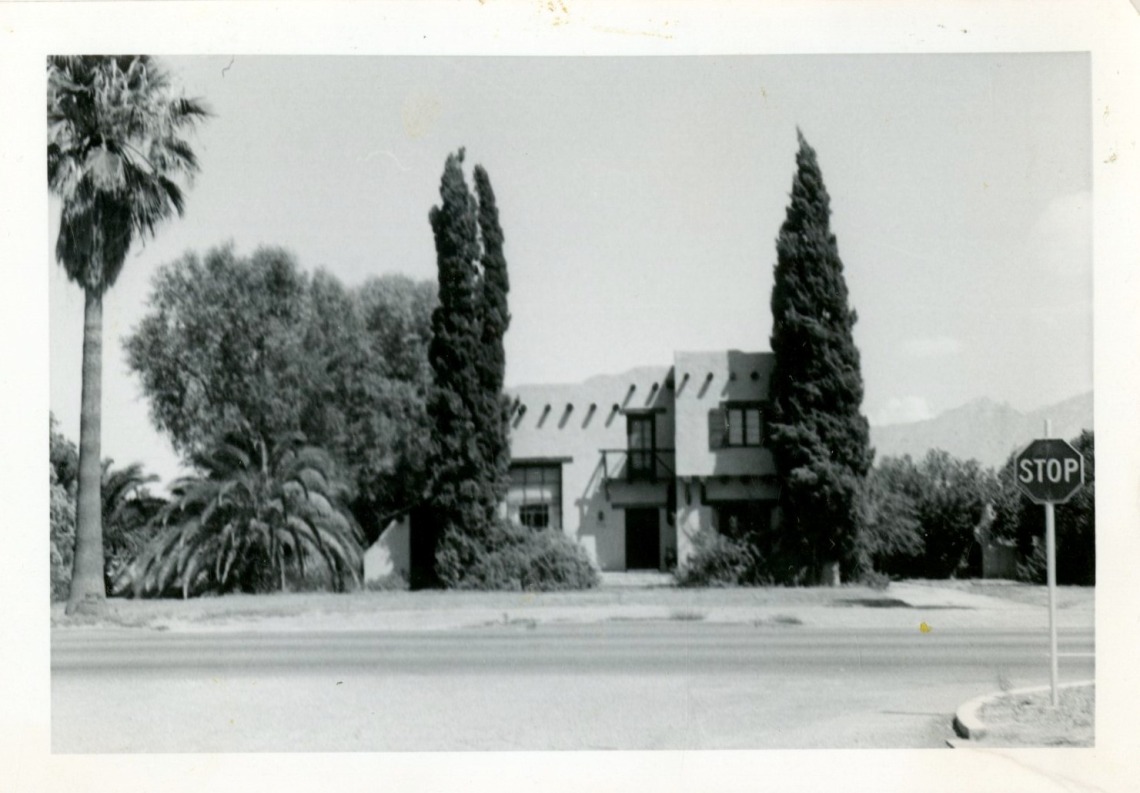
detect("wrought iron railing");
top-left (599, 448), bottom-right (676, 485)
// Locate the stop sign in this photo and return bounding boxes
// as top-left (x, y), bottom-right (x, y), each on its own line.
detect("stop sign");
top-left (1015, 438), bottom-right (1085, 504)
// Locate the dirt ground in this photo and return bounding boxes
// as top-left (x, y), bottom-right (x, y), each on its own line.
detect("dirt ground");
top-left (50, 583), bottom-right (901, 626)
top-left (902, 579), bottom-right (1095, 610)
top-left (975, 683), bottom-right (1094, 747)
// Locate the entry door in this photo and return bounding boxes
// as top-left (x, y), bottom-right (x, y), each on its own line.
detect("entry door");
top-left (625, 508), bottom-right (660, 570)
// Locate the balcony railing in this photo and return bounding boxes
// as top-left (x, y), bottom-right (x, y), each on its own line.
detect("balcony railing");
top-left (599, 448), bottom-right (676, 488)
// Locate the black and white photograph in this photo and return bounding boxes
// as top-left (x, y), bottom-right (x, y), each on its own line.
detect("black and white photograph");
top-left (4, 2), bottom-right (1140, 792)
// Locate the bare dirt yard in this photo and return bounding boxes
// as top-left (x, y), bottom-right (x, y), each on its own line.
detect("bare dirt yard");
top-left (902, 578), bottom-right (1095, 609)
top-left (975, 683), bottom-right (1095, 747)
top-left (51, 583), bottom-right (894, 628)
top-left (49, 579), bottom-right (1094, 634)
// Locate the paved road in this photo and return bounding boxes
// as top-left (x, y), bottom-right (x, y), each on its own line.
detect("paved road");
top-left (52, 623), bottom-right (1095, 752)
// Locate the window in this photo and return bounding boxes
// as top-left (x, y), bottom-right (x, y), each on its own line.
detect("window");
top-left (627, 414), bottom-right (657, 480)
top-left (518, 504), bottom-right (550, 529)
top-left (725, 404), bottom-right (764, 447)
top-left (507, 464), bottom-right (562, 531)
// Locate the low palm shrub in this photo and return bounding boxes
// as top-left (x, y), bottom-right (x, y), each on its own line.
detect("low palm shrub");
top-left (121, 430), bottom-right (363, 598)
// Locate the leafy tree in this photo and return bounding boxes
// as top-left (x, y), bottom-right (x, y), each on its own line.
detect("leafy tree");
top-left (992, 430), bottom-right (1095, 585)
top-left (50, 412), bottom-right (79, 493)
top-left (424, 151), bottom-right (516, 587)
top-left (861, 451), bottom-right (997, 579)
top-left (853, 458), bottom-right (924, 578)
top-left (125, 246), bottom-right (313, 456)
top-left (767, 130), bottom-right (872, 584)
top-left (909, 450), bottom-right (997, 578)
top-left (124, 246), bottom-right (436, 542)
top-left (124, 429), bottom-right (362, 598)
top-left (48, 56), bottom-right (208, 614)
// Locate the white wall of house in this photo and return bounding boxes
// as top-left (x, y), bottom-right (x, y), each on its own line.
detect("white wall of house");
top-left (673, 350), bottom-right (776, 478)
top-left (363, 517), bottom-right (410, 584)
top-left (508, 365), bottom-right (672, 571)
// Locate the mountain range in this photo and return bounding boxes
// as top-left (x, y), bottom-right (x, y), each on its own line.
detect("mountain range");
top-left (869, 391), bottom-right (1093, 469)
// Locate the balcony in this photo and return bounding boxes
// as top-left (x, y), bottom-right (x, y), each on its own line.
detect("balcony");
top-left (599, 448), bottom-right (675, 502)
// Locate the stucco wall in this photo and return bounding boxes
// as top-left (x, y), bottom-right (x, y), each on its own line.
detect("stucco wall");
top-left (673, 350), bottom-right (776, 478)
top-left (508, 365), bottom-right (674, 571)
top-left (363, 517), bottom-right (410, 584)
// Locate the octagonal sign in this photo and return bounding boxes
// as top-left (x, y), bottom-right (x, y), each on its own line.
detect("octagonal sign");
top-left (1015, 439), bottom-right (1085, 504)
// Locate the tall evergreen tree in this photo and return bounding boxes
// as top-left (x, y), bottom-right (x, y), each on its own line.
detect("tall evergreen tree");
top-left (473, 165), bottom-right (512, 505)
top-left (424, 150), bottom-right (502, 586)
top-left (767, 130), bottom-right (872, 584)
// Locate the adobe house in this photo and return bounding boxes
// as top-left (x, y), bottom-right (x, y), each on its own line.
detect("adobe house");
top-left (365, 349), bottom-right (779, 582)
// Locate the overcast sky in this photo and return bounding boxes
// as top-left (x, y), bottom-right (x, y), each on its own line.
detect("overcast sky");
top-left (49, 54), bottom-right (1091, 487)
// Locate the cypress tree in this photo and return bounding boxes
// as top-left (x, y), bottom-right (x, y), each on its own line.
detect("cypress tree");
top-left (473, 165), bottom-right (512, 504)
top-left (425, 149), bottom-right (491, 585)
top-left (768, 130), bottom-right (872, 585)
top-left (424, 151), bottom-right (514, 587)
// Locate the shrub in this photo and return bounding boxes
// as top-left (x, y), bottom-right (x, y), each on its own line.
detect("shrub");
top-left (857, 568), bottom-right (892, 591)
top-left (1015, 537), bottom-right (1047, 584)
top-left (676, 528), bottom-right (759, 587)
top-left (441, 519), bottom-right (598, 591)
top-left (50, 468), bottom-right (76, 602)
top-left (993, 430), bottom-right (1095, 586)
top-left (124, 430), bottom-right (363, 598)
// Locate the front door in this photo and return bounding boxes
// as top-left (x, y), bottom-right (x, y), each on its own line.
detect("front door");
top-left (625, 507), bottom-right (660, 570)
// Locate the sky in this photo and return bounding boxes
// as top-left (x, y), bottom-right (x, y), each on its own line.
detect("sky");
top-left (48, 54), bottom-right (1092, 488)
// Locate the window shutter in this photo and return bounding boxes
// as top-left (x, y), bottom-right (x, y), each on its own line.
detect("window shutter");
top-left (708, 407), bottom-right (727, 450)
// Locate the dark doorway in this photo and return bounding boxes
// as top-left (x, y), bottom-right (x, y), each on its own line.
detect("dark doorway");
top-left (625, 507), bottom-right (660, 570)
top-left (408, 504), bottom-right (440, 589)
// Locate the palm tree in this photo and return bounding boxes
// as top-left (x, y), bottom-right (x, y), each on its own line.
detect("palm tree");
top-left (124, 430), bottom-right (364, 599)
top-left (47, 56), bottom-right (209, 614)
top-left (100, 461), bottom-right (166, 592)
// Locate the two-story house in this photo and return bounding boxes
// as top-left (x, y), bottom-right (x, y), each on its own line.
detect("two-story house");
top-left (364, 349), bottom-right (780, 582)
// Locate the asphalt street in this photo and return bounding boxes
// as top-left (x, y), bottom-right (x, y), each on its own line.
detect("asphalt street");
top-left (52, 622), bottom-right (1095, 751)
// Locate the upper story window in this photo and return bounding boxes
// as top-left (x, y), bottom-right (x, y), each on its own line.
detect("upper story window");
top-left (627, 413), bottom-right (657, 480)
top-left (726, 404), bottom-right (763, 447)
top-left (709, 402), bottom-right (765, 449)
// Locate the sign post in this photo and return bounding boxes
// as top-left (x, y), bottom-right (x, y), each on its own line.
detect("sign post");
top-left (1014, 422), bottom-right (1086, 707)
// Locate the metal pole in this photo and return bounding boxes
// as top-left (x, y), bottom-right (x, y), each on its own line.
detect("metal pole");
top-left (1045, 419), bottom-right (1059, 707)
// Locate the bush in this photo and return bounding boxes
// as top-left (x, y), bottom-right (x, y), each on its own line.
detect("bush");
top-left (993, 430), bottom-right (1095, 586)
top-left (676, 528), bottom-right (759, 587)
top-left (857, 568), bottom-right (891, 590)
top-left (440, 519), bottom-right (598, 591)
top-left (1015, 538), bottom-right (1047, 584)
top-left (50, 468), bottom-right (76, 602)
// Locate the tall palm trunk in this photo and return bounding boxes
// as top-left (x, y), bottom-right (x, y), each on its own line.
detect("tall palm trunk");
top-left (66, 289), bottom-right (106, 614)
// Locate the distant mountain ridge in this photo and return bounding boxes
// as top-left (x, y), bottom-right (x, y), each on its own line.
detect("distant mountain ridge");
top-left (869, 391), bottom-right (1093, 469)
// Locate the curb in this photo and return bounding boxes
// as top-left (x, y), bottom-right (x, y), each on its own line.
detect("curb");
top-left (950, 679), bottom-right (1095, 743)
